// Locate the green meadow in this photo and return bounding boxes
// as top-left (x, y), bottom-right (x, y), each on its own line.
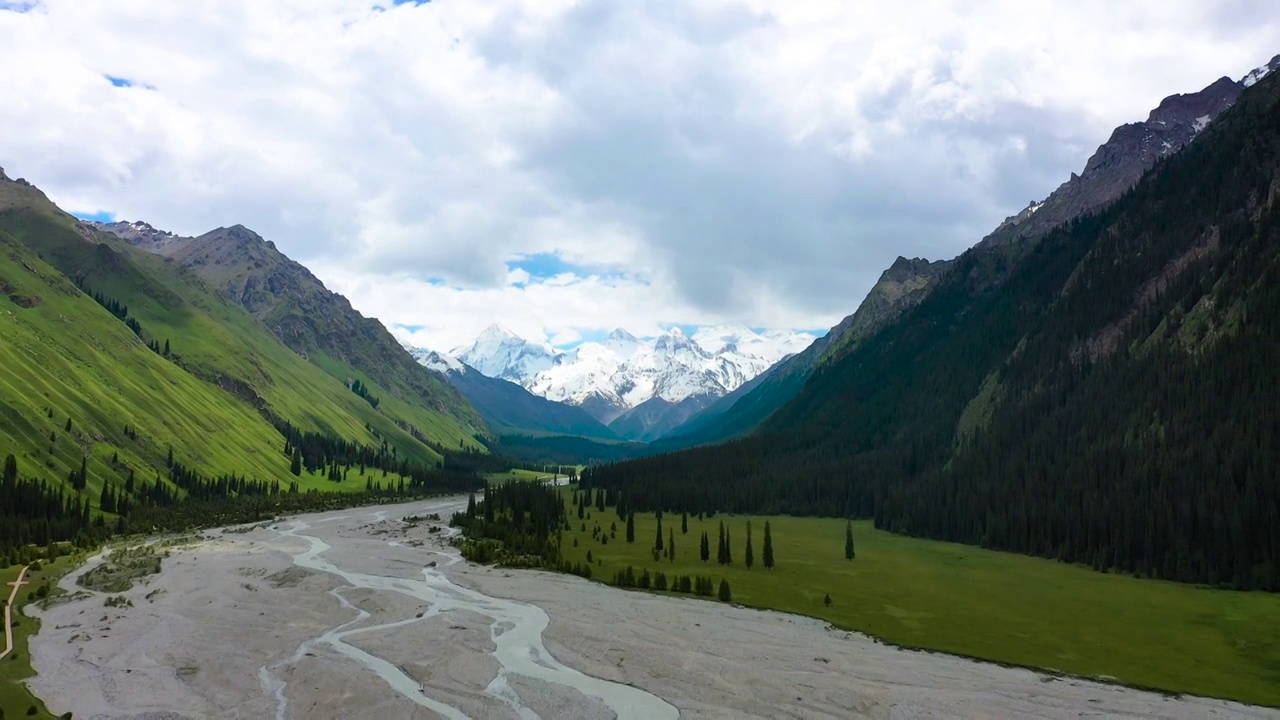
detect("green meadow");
top-left (560, 495), bottom-right (1280, 707)
top-left (0, 556), bottom-right (79, 719)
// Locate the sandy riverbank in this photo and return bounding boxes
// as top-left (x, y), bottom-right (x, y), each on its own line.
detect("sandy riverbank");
top-left (25, 497), bottom-right (1278, 719)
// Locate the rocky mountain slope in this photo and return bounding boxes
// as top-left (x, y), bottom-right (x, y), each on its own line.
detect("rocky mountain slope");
top-left (92, 222), bottom-right (484, 436)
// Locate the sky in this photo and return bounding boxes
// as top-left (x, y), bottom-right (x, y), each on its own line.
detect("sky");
top-left (0, 1), bottom-right (1276, 351)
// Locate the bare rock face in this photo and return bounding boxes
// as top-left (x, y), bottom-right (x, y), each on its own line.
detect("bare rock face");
top-left (821, 256), bottom-right (953, 360)
top-left (88, 220), bottom-right (186, 252)
top-left (982, 58), bottom-right (1280, 248)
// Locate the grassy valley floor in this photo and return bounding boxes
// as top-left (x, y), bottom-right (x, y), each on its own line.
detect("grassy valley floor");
top-left (560, 497), bottom-right (1280, 707)
top-left (0, 556), bottom-right (80, 719)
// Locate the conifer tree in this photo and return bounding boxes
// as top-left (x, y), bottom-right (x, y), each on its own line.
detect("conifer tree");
top-left (655, 515), bottom-right (664, 551)
top-left (763, 521), bottom-right (774, 570)
top-left (845, 519), bottom-right (855, 561)
top-left (668, 528), bottom-right (675, 561)
top-left (3, 454), bottom-right (16, 484)
top-left (65, 417), bottom-right (72, 432)
top-left (626, 511), bottom-right (636, 543)
top-left (718, 578), bottom-right (732, 602)
top-left (717, 521), bottom-right (726, 564)
top-left (824, 593), bottom-right (832, 607)
top-left (700, 531), bottom-right (709, 563)
top-left (745, 520), bottom-right (754, 570)
top-left (725, 528), bottom-right (732, 565)
top-left (467, 491), bottom-right (477, 518)
top-left (290, 448), bottom-right (302, 476)
top-left (681, 511), bottom-right (688, 534)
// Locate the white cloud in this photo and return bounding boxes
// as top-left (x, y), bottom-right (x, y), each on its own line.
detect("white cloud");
top-left (0, 0), bottom-right (1275, 349)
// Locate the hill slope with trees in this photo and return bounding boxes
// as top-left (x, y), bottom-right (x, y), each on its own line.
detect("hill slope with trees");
top-left (582, 69), bottom-right (1280, 591)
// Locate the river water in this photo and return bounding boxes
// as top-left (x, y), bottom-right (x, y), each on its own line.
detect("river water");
top-left (258, 499), bottom-right (678, 719)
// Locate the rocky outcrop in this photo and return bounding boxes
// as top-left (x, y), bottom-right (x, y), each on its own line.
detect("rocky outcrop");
top-left (982, 59), bottom-right (1280, 248)
top-left (88, 220), bottom-right (185, 252)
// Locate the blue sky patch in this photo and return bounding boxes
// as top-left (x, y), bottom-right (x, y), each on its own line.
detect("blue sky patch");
top-left (0, 1), bottom-right (37, 13)
top-left (507, 252), bottom-right (587, 280)
top-left (72, 210), bottom-right (114, 223)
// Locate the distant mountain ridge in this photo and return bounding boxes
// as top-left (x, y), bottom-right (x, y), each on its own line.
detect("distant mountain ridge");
top-left (405, 345), bottom-right (619, 440)
top-left (445, 323), bottom-right (815, 439)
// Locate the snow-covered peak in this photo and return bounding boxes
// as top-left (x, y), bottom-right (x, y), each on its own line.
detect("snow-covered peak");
top-left (1241, 54), bottom-right (1280, 88)
top-left (408, 347), bottom-right (465, 374)
top-left (452, 324), bottom-right (817, 421)
top-left (451, 324), bottom-right (560, 382)
top-left (607, 328), bottom-right (639, 343)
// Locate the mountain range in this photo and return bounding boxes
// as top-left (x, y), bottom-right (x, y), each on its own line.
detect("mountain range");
top-left (437, 324), bottom-right (813, 440)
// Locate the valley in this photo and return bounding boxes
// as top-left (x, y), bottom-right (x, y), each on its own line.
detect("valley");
top-left (25, 497), bottom-right (1277, 719)
top-left (1, 6), bottom-right (1278, 718)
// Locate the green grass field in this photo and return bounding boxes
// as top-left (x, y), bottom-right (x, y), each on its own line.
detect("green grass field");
top-left (0, 556), bottom-right (79, 719)
top-left (484, 468), bottom-right (566, 485)
top-left (561, 498), bottom-right (1280, 707)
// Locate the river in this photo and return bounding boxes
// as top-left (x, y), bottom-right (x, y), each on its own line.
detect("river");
top-left (257, 499), bottom-right (678, 719)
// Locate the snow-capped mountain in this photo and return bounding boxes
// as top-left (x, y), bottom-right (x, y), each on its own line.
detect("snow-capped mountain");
top-left (402, 341), bottom-right (619, 439)
top-left (451, 325), bottom-right (559, 383)
top-left (446, 324), bottom-right (815, 430)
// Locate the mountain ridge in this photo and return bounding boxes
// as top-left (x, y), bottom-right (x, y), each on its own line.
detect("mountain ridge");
top-left (449, 323), bottom-right (814, 435)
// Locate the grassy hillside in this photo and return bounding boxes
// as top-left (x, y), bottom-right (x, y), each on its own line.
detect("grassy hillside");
top-left (129, 224), bottom-right (486, 445)
top-left (0, 170), bottom-right (486, 506)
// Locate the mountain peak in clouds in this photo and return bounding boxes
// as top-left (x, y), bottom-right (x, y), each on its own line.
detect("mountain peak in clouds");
top-left (607, 328), bottom-right (639, 343)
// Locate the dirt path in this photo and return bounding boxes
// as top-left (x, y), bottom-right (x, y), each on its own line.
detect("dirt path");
top-left (0, 565), bottom-right (29, 660)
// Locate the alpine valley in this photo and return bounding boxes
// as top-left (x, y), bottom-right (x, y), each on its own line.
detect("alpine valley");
top-left (3, 12), bottom-right (1280, 718)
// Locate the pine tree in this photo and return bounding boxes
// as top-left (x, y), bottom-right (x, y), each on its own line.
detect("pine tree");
top-left (725, 528), bottom-right (732, 565)
top-left (655, 515), bottom-right (664, 551)
top-left (717, 521), bottom-right (726, 564)
top-left (467, 491), bottom-right (477, 518)
top-left (2, 454), bottom-right (16, 484)
top-left (163, 338), bottom-right (170, 356)
top-left (718, 578), bottom-right (732, 602)
top-left (681, 511), bottom-right (688, 534)
top-left (290, 449), bottom-right (302, 476)
top-left (668, 528), bottom-right (675, 561)
top-left (626, 512), bottom-right (635, 543)
top-left (845, 519), bottom-right (855, 561)
top-left (763, 521), bottom-right (774, 570)
top-left (824, 593), bottom-right (832, 607)
top-left (745, 520), bottom-right (754, 570)
top-left (700, 531), bottom-right (709, 563)
top-left (64, 417), bottom-right (72, 432)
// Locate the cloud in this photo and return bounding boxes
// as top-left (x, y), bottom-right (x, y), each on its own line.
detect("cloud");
top-left (0, 0), bottom-right (1275, 349)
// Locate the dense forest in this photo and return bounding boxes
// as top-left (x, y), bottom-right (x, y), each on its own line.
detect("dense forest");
top-left (581, 71), bottom-right (1280, 590)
